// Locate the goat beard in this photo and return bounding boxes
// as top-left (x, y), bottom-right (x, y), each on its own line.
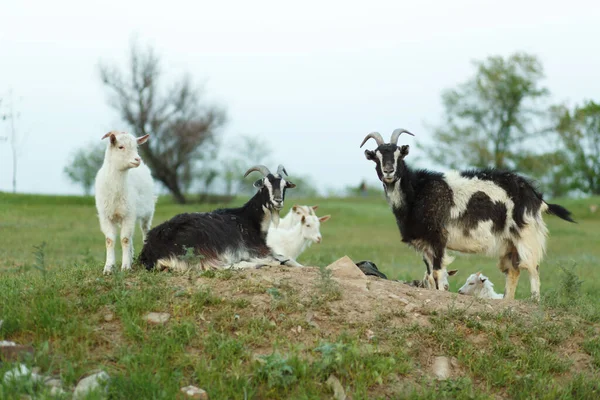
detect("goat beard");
top-left (270, 210), bottom-right (281, 228)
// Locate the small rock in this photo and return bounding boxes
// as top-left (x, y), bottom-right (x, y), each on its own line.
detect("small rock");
top-left (326, 374), bottom-right (347, 400)
top-left (3, 364), bottom-right (30, 383)
top-left (432, 356), bottom-right (451, 380)
top-left (143, 312), bottom-right (170, 325)
top-left (73, 371), bottom-right (110, 400)
top-left (424, 299), bottom-right (431, 304)
top-left (103, 312), bottom-right (114, 322)
top-left (180, 385), bottom-right (209, 399)
top-left (0, 340), bottom-right (16, 347)
top-left (327, 256), bottom-right (367, 280)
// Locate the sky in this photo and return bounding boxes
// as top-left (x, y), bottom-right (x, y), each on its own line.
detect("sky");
top-left (1, 0), bottom-right (599, 195)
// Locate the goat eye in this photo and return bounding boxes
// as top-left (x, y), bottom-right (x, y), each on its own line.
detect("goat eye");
top-left (469, 282), bottom-right (475, 285)
top-left (118, 146), bottom-right (125, 149)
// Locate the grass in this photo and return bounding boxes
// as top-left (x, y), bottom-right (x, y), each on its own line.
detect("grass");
top-left (1, 191), bottom-right (600, 399)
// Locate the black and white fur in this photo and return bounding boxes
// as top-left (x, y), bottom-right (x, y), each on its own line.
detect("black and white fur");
top-left (361, 129), bottom-right (575, 300)
top-left (139, 165), bottom-right (302, 271)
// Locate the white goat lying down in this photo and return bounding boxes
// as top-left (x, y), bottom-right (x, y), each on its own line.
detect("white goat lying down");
top-left (94, 130), bottom-right (155, 275)
top-left (458, 272), bottom-right (504, 299)
top-left (267, 209), bottom-right (331, 260)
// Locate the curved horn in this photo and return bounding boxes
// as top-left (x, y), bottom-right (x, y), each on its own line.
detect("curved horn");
top-left (277, 164), bottom-right (288, 176)
top-left (244, 165), bottom-right (271, 178)
top-left (390, 128), bottom-right (415, 145)
top-left (359, 132), bottom-right (385, 148)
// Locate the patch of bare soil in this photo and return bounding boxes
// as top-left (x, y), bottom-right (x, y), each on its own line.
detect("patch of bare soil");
top-left (163, 255), bottom-right (597, 392)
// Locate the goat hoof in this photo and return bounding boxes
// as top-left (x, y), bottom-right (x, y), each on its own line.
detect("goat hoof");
top-left (103, 266), bottom-right (113, 275)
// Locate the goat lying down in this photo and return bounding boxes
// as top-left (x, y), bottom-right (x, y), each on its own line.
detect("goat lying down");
top-left (139, 165), bottom-right (301, 271)
top-left (267, 210), bottom-right (331, 261)
top-left (361, 128), bottom-right (575, 300)
top-left (458, 272), bottom-right (503, 299)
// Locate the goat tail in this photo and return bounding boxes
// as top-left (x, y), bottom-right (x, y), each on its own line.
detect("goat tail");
top-left (545, 202), bottom-right (576, 223)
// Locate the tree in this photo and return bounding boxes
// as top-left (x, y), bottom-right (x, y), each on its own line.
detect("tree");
top-left (551, 101), bottom-right (600, 195)
top-left (220, 135), bottom-right (273, 196)
top-left (99, 40), bottom-right (227, 204)
top-left (63, 142), bottom-right (105, 195)
top-left (423, 53), bottom-right (550, 171)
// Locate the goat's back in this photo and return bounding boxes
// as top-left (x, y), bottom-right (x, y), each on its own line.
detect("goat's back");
top-left (139, 212), bottom-right (269, 270)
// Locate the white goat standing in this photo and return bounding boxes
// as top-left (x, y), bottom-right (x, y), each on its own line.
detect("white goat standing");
top-left (277, 205), bottom-right (318, 229)
top-left (94, 131), bottom-right (155, 275)
top-left (458, 272), bottom-right (504, 299)
top-left (267, 214), bottom-right (331, 260)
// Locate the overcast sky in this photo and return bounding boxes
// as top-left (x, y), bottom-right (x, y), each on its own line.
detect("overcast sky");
top-left (1, 0), bottom-right (599, 195)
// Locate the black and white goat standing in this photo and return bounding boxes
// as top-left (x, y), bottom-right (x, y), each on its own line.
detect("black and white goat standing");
top-left (361, 129), bottom-right (575, 300)
top-left (139, 165), bottom-right (302, 271)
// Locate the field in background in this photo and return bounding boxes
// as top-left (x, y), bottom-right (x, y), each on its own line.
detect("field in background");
top-left (1, 192), bottom-right (600, 399)
top-left (1, 192), bottom-right (599, 296)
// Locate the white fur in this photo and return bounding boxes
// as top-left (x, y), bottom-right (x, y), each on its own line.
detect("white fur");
top-left (277, 205), bottom-right (317, 229)
top-left (94, 131), bottom-right (155, 275)
top-left (458, 272), bottom-right (504, 299)
top-left (267, 214), bottom-right (330, 260)
top-left (440, 170), bottom-right (549, 300)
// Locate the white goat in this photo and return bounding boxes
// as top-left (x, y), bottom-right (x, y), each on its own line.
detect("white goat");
top-left (277, 205), bottom-right (318, 229)
top-left (458, 272), bottom-right (504, 299)
top-left (94, 130), bottom-right (155, 275)
top-left (267, 214), bottom-right (331, 260)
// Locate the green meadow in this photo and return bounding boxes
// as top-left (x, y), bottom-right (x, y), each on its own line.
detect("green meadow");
top-left (1, 192), bottom-right (599, 399)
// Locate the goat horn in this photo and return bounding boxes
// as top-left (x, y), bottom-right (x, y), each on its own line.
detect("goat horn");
top-left (244, 165), bottom-right (271, 178)
top-left (276, 164), bottom-right (288, 176)
top-left (359, 132), bottom-right (385, 148)
top-left (390, 128), bottom-right (415, 145)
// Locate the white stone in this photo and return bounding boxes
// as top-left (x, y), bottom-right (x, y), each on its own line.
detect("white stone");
top-left (73, 371), bottom-right (110, 399)
top-left (0, 340), bottom-right (16, 347)
top-left (143, 312), bottom-right (170, 324)
top-left (180, 385), bottom-right (208, 399)
top-left (432, 356), bottom-right (451, 380)
top-left (3, 364), bottom-right (30, 383)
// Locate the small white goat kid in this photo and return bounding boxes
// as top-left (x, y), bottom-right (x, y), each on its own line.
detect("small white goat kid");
top-left (277, 205), bottom-right (318, 229)
top-left (267, 214), bottom-right (331, 260)
top-left (94, 131), bottom-right (155, 275)
top-left (458, 272), bottom-right (504, 299)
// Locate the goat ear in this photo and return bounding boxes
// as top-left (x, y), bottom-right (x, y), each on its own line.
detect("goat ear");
top-left (480, 278), bottom-right (487, 283)
top-left (253, 179), bottom-right (264, 188)
top-left (137, 134), bottom-right (150, 145)
top-left (319, 215), bottom-right (331, 223)
top-left (286, 180), bottom-right (296, 189)
top-left (101, 131), bottom-right (117, 145)
top-left (364, 149), bottom-right (376, 161)
top-left (399, 145), bottom-right (409, 158)
top-left (311, 205), bottom-right (318, 211)
top-left (448, 269), bottom-right (458, 276)
top-left (292, 205), bottom-right (298, 212)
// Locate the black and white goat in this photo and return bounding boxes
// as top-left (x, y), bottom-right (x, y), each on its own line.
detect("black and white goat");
top-left (361, 129), bottom-right (575, 300)
top-left (139, 165), bottom-right (301, 271)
